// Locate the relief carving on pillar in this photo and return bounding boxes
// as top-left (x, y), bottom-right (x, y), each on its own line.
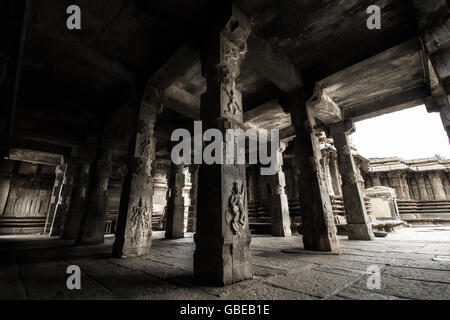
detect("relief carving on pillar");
top-left (129, 197), bottom-right (151, 247)
top-left (225, 182), bottom-right (247, 234)
top-left (274, 185), bottom-right (285, 195)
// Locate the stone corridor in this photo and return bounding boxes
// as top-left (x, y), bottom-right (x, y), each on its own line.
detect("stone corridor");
top-left (1, 227), bottom-right (449, 300)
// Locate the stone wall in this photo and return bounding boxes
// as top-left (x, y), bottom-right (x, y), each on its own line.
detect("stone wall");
top-left (0, 160), bottom-right (56, 234)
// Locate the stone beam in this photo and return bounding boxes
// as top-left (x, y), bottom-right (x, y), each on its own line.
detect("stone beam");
top-left (8, 148), bottom-right (64, 166)
top-left (246, 34), bottom-right (303, 92)
top-left (343, 85), bottom-right (429, 122)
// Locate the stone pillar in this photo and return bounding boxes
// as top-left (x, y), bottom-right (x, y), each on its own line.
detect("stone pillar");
top-left (44, 164), bottom-right (67, 235)
top-left (49, 147), bottom-right (80, 236)
top-left (60, 138), bottom-right (96, 239)
top-left (416, 174), bottom-right (429, 200)
top-left (322, 151), bottom-right (335, 196)
top-left (194, 5), bottom-right (253, 286)
top-left (113, 87), bottom-right (162, 258)
top-left (281, 91), bottom-right (340, 252)
top-left (430, 171), bottom-right (447, 200)
top-left (76, 135), bottom-right (113, 245)
top-left (372, 174), bottom-right (381, 187)
top-left (165, 164), bottom-right (186, 239)
top-left (270, 142), bottom-right (292, 237)
top-left (330, 121), bottom-right (374, 241)
top-left (187, 165), bottom-right (199, 233)
top-left (399, 173), bottom-right (411, 200)
top-left (329, 154), bottom-right (342, 196)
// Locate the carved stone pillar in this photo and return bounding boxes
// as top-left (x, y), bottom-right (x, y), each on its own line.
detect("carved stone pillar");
top-left (372, 174), bottom-right (381, 187)
top-left (194, 5), bottom-right (253, 286)
top-left (165, 164), bottom-right (186, 239)
top-left (49, 147), bottom-right (80, 236)
top-left (270, 142), bottom-right (292, 237)
top-left (399, 173), bottom-right (411, 200)
top-left (187, 164), bottom-right (199, 233)
top-left (44, 164), bottom-right (67, 235)
top-left (329, 153), bottom-right (342, 196)
top-left (330, 121), bottom-right (374, 241)
top-left (113, 87), bottom-right (162, 258)
top-left (430, 171), bottom-right (447, 200)
top-left (61, 138), bottom-right (96, 239)
top-left (281, 91), bottom-right (340, 252)
top-left (322, 150), bottom-right (335, 196)
top-left (76, 134), bottom-right (114, 245)
top-left (0, 160), bottom-right (14, 216)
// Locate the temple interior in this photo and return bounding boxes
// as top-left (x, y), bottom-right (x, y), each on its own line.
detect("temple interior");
top-left (0, 0), bottom-right (449, 300)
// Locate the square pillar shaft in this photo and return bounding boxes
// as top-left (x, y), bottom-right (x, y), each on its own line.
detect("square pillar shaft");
top-left (282, 90), bottom-right (340, 252)
top-left (44, 164), bottom-right (67, 235)
top-left (165, 164), bottom-right (185, 239)
top-left (330, 121), bottom-right (374, 240)
top-left (113, 88), bottom-right (161, 258)
top-left (194, 5), bottom-right (253, 286)
top-left (187, 165), bottom-right (199, 233)
top-left (61, 138), bottom-right (96, 239)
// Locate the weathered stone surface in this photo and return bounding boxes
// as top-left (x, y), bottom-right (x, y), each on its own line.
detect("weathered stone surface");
top-left (281, 90), bottom-right (340, 252)
top-left (165, 164), bottom-right (185, 239)
top-left (113, 87), bottom-right (162, 258)
top-left (330, 121), bottom-right (375, 241)
top-left (44, 164), bottom-right (67, 235)
top-left (61, 138), bottom-right (96, 239)
top-left (270, 142), bottom-right (291, 237)
top-left (76, 136), bottom-right (113, 246)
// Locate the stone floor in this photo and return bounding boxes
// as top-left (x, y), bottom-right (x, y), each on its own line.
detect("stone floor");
top-left (0, 227), bottom-right (449, 300)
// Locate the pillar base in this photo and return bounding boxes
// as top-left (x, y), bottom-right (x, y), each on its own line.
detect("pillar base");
top-left (346, 224), bottom-right (375, 240)
top-left (194, 234), bottom-right (253, 287)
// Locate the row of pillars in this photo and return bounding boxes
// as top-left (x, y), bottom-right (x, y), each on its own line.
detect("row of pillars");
top-left (51, 5), bottom-right (376, 286)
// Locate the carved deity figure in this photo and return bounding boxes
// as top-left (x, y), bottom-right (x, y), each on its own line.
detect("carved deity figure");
top-left (226, 182), bottom-right (246, 234)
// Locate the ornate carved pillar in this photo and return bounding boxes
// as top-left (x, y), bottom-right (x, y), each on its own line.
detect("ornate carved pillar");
top-left (113, 87), bottom-right (162, 258)
top-left (49, 147), bottom-right (80, 236)
top-left (194, 5), bottom-right (253, 285)
top-left (270, 142), bottom-right (292, 237)
top-left (281, 91), bottom-right (340, 252)
top-left (60, 138), bottom-right (96, 239)
top-left (76, 132), bottom-right (114, 245)
top-left (165, 164), bottom-right (186, 239)
top-left (187, 164), bottom-right (199, 233)
top-left (330, 121), bottom-right (374, 241)
top-left (44, 164), bottom-right (67, 235)
top-left (421, 15), bottom-right (450, 142)
top-left (430, 171), bottom-right (447, 200)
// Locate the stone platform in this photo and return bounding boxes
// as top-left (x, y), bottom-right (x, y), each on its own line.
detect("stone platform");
top-left (0, 227), bottom-right (449, 300)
